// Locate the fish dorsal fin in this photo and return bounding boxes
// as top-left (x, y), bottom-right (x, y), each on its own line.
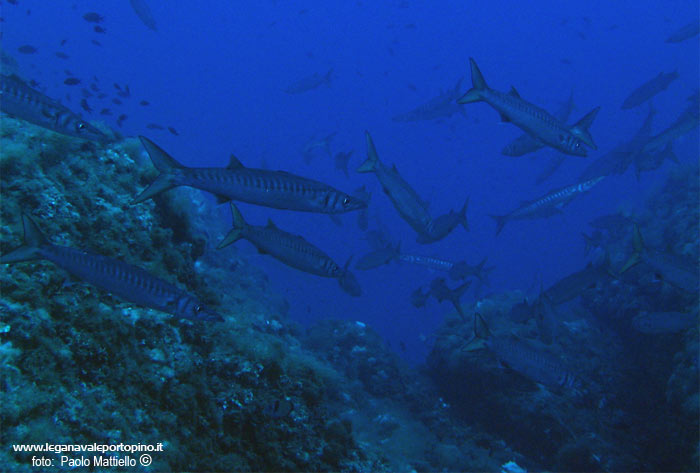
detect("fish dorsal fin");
top-left (227, 154), bottom-right (245, 169)
top-left (508, 86), bottom-right (521, 99)
top-left (266, 219), bottom-right (277, 229)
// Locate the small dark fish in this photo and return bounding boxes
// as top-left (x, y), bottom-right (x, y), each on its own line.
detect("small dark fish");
top-left (93, 25), bottom-right (106, 34)
top-left (411, 286), bottom-right (430, 308)
top-left (91, 39), bottom-right (102, 47)
top-left (60, 39), bottom-right (67, 46)
top-left (54, 52), bottom-right (69, 60)
top-left (80, 98), bottom-right (92, 113)
top-left (64, 77), bottom-right (81, 86)
top-left (139, 100), bottom-right (150, 106)
top-left (83, 12), bottom-right (104, 23)
top-left (117, 114), bottom-right (128, 127)
top-left (7, 0), bottom-right (18, 5)
top-left (167, 126), bottom-right (179, 136)
top-left (112, 98), bottom-right (122, 105)
top-left (146, 123), bottom-right (164, 130)
top-left (99, 108), bottom-right (112, 115)
top-left (18, 44), bottom-right (37, 54)
top-left (116, 85), bottom-right (131, 98)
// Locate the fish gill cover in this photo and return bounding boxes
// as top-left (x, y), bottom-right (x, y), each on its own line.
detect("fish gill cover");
top-left (0, 1), bottom-right (698, 472)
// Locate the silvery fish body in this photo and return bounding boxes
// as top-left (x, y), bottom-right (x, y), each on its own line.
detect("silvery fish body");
top-left (392, 78), bottom-right (467, 122)
top-left (491, 176), bottom-right (604, 234)
top-left (621, 70), bottom-right (678, 109)
top-left (502, 91), bottom-right (576, 157)
top-left (458, 58), bottom-right (599, 157)
top-left (358, 132), bottom-right (432, 234)
top-left (1, 215), bottom-right (221, 322)
top-left (219, 204), bottom-right (361, 296)
top-left (486, 335), bottom-right (580, 391)
top-left (133, 137), bottom-right (366, 214)
top-left (632, 311), bottom-right (697, 334)
top-left (0, 73), bottom-right (107, 142)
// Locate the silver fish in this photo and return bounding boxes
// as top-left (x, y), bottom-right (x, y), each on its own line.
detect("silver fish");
top-left (665, 19), bottom-right (700, 43)
top-left (133, 137), bottom-right (366, 214)
top-left (632, 311), bottom-right (697, 334)
top-left (621, 225), bottom-right (699, 295)
top-left (392, 78), bottom-right (467, 122)
top-left (1, 215), bottom-right (221, 321)
top-left (490, 176), bottom-right (605, 235)
top-left (218, 203), bottom-right (361, 296)
top-left (358, 131), bottom-right (432, 236)
top-left (458, 58), bottom-right (599, 156)
top-left (284, 68), bottom-right (333, 94)
top-left (470, 314), bottom-right (581, 392)
top-left (1, 73), bottom-right (107, 142)
top-left (621, 70), bottom-right (678, 110)
top-left (502, 90), bottom-right (576, 157)
top-left (130, 0), bottom-right (157, 31)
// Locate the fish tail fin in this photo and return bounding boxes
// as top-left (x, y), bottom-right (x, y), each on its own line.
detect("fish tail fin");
top-left (662, 143), bottom-right (678, 164)
top-left (464, 313), bottom-right (489, 351)
top-left (459, 196), bottom-right (469, 231)
top-left (457, 58), bottom-right (487, 104)
top-left (571, 106), bottom-right (601, 149)
top-left (489, 214), bottom-right (508, 236)
top-left (0, 214), bottom-right (47, 264)
top-left (218, 203), bottom-right (248, 249)
top-left (620, 224), bottom-right (644, 273)
top-left (338, 256), bottom-right (362, 297)
top-left (131, 136), bottom-right (183, 204)
top-left (139, 136), bottom-right (184, 173)
top-left (357, 131), bottom-right (380, 173)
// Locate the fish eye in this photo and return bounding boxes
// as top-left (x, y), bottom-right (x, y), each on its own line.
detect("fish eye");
top-left (343, 197), bottom-right (350, 206)
top-left (77, 122), bottom-right (86, 130)
top-left (194, 304), bottom-right (201, 313)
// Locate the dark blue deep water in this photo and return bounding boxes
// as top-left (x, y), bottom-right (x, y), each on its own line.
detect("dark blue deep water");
top-left (1, 1), bottom-right (698, 471)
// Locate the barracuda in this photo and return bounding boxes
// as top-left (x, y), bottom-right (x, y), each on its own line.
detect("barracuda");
top-left (218, 203), bottom-right (361, 297)
top-left (0, 73), bottom-right (108, 142)
top-left (1, 215), bottom-right (221, 322)
top-left (469, 314), bottom-right (581, 392)
top-left (358, 131), bottom-right (433, 235)
top-left (490, 176), bottom-right (605, 235)
top-left (133, 137), bottom-right (366, 214)
top-left (458, 58), bottom-right (599, 157)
